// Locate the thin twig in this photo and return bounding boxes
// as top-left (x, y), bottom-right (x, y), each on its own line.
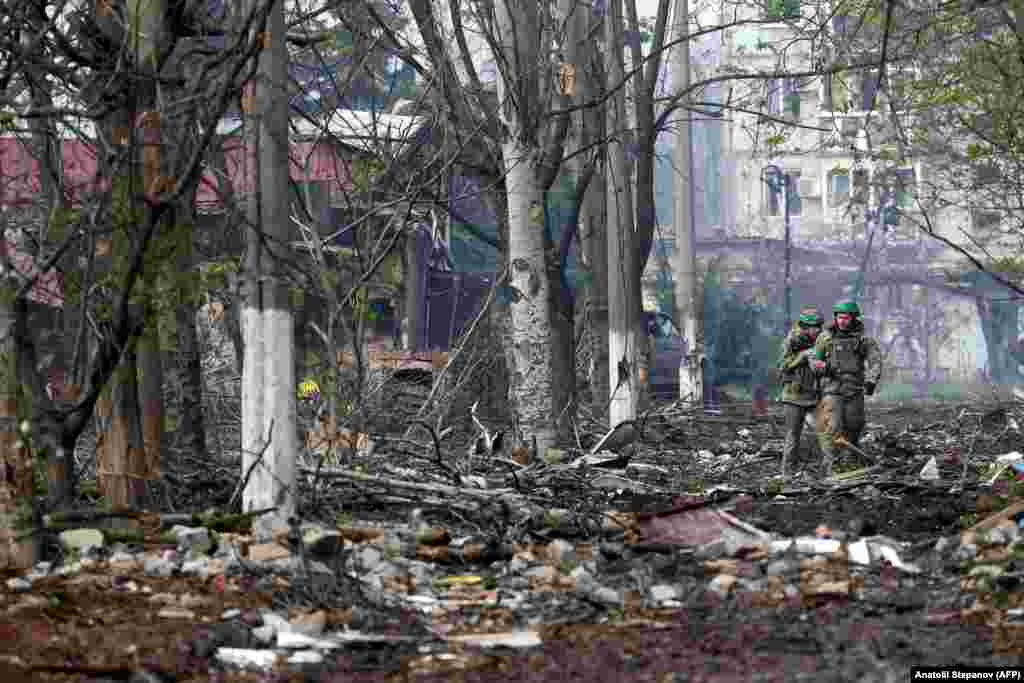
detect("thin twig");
top-left (227, 418), bottom-right (275, 512)
top-left (410, 419), bottom-right (461, 486)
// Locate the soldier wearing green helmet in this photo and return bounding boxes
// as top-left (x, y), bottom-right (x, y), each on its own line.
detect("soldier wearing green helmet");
top-left (811, 299), bottom-right (883, 477)
top-left (776, 306), bottom-right (826, 478)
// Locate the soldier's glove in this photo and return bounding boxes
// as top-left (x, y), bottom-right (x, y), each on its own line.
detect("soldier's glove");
top-left (864, 382), bottom-right (876, 396)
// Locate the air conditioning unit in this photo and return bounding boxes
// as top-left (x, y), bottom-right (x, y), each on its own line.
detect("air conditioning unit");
top-left (798, 178), bottom-right (819, 197)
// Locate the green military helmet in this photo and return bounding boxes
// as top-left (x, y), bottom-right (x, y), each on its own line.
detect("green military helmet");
top-left (833, 299), bottom-right (861, 316)
top-left (797, 307), bottom-right (825, 326)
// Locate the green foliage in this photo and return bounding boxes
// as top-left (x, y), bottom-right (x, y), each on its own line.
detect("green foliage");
top-left (47, 207), bottom-right (81, 244)
top-left (349, 159), bottom-right (385, 193)
top-left (765, 0), bottom-right (799, 20)
top-left (873, 383), bottom-right (971, 401)
top-left (200, 259), bottom-right (239, 293)
top-left (986, 257), bottom-right (1024, 281)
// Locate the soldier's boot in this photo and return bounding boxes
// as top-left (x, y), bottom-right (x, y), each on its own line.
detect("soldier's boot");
top-left (817, 432), bottom-right (837, 479)
top-left (781, 419), bottom-right (801, 479)
top-left (780, 442), bottom-right (795, 479)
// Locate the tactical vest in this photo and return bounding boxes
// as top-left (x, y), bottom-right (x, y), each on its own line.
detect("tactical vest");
top-left (829, 332), bottom-right (864, 382)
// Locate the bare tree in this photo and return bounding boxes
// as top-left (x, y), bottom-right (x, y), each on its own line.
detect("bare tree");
top-left (0, 0), bottom-right (273, 562)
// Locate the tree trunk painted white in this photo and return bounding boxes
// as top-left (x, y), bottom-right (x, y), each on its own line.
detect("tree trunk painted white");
top-left (241, 0), bottom-right (296, 537)
top-left (670, 0), bottom-right (703, 406)
top-left (606, 0), bottom-right (637, 426)
top-left (503, 141), bottom-right (557, 453)
top-left (491, 0), bottom-right (558, 453)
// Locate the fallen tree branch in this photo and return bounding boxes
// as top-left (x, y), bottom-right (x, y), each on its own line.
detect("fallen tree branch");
top-left (833, 435), bottom-right (877, 465)
top-left (299, 466), bottom-right (520, 502)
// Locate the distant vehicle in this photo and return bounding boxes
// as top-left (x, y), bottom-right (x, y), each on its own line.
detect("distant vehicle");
top-left (644, 311), bottom-right (685, 400)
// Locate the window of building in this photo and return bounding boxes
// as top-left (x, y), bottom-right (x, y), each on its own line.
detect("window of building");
top-left (768, 79), bottom-right (800, 119)
top-left (765, 0), bottom-right (799, 20)
top-left (860, 70), bottom-right (879, 111)
top-left (852, 169), bottom-right (869, 205)
top-left (832, 14), bottom-right (849, 36)
top-left (828, 170), bottom-right (850, 208)
top-left (972, 208), bottom-right (1002, 232)
top-left (764, 171), bottom-right (801, 216)
top-left (894, 168), bottom-right (915, 208)
top-left (765, 177), bottom-right (781, 216)
top-left (784, 79), bottom-right (801, 119)
top-left (787, 170), bottom-right (802, 216)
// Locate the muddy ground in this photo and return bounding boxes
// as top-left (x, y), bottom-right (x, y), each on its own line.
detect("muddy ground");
top-left (1, 397), bottom-right (1023, 682)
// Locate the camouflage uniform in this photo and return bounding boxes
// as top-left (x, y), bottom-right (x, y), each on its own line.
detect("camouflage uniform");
top-left (813, 318), bottom-right (882, 475)
top-left (778, 322), bottom-right (821, 478)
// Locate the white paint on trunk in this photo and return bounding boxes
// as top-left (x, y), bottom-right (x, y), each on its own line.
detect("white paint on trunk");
top-left (252, 305), bottom-right (296, 520)
top-left (606, 0), bottom-right (636, 426)
top-left (670, 0), bottom-right (703, 406)
top-left (242, 0), bottom-right (296, 537)
top-left (240, 304), bottom-right (265, 504)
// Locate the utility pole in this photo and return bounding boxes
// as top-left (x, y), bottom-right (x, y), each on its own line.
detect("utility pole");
top-left (671, 0), bottom-right (703, 407)
top-left (763, 165), bottom-right (791, 327)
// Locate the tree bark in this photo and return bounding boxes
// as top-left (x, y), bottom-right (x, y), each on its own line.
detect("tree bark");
top-left (580, 32), bottom-right (610, 409)
top-left (671, 0), bottom-right (703, 405)
top-left (503, 143), bottom-right (558, 452)
top-left (98, 344), bottom-right (147, 510)
top-left (241, 0), bottom-right (297, 535)
top-left (136, 325), bottom-right (163, 485)
top-left (0, 302), bottom-right (38, 569)
top-left (171, 273), bottom-right (208, 460)
top-left (606, 0), bottom-right (637, 425)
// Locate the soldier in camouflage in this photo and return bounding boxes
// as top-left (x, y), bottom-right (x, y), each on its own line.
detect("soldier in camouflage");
top-left (777, 307), bottom-right (825, 479)
top-left (811, 300), bottom-right (883, 477)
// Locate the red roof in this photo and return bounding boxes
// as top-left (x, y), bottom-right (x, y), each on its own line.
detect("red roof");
top-left (0, 136), bottom-right (353, 210)
top-left (0, 135), bottom-right (356, 307)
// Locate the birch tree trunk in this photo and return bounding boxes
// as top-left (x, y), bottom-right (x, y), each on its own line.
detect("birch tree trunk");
top-left (606, 0), bottom-right (637, 425)
top-left (241, 0), bottom-right (296, 535)
top-left (493, 0), bottom-right (557, 453)
top-left (503, 145), bottom-right (557, 452)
